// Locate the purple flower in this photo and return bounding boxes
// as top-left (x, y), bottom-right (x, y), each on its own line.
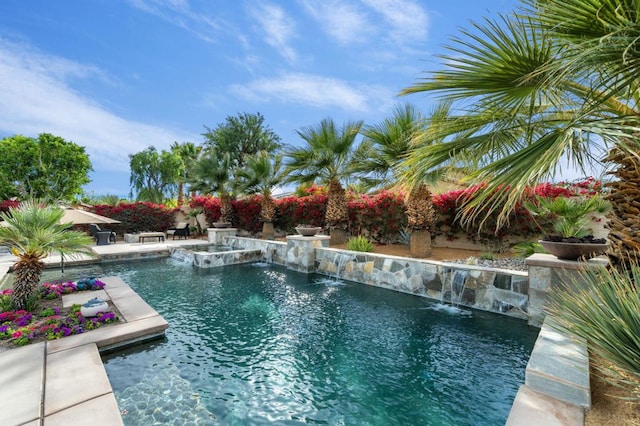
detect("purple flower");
top-left (0, 324), bottom-right (9, 333)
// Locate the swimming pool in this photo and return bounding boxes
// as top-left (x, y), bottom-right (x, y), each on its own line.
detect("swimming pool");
top-left (49, 258), bottom-right (539, 425)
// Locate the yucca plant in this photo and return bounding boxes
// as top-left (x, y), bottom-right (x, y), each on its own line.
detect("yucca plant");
top-left (546, 263), bottom-right (640, 398)
top-left (347, 236), bottom-right (374, 252)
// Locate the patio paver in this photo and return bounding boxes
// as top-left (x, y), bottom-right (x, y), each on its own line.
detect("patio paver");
top-left (0, 342), bottom-right (45, 426)
top-left (44, 343), bottom-right (112, 416)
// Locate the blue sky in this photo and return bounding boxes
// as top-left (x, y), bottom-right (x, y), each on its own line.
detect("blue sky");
top-left (0, 0), bottom-right (520, 198)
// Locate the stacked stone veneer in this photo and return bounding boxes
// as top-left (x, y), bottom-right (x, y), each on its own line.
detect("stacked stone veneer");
top-left (224, 236), bottom-right (288, 266)
top-left (316, 248), bottom-right (529, 319)
top-left (526, 253), bottom-right (608, 327)
top-left (220, 234), bottom-right (530, 319)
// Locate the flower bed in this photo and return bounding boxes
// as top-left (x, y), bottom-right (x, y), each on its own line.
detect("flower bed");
top-left (0, 278), bottom-right (119, 347)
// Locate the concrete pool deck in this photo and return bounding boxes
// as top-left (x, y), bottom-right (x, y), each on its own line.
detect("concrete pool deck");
top-left (0, 239), bottom-right (207, 426)
top-left (0, 238), bottom-right (589, 425)
top-left (0, 275), bottom-right (168, 425)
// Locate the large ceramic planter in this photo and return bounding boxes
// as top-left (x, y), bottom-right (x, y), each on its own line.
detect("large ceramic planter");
top-left (295, 226), bottom-right (322, 236)
top-left (539, 240), bottom-right (608, 261)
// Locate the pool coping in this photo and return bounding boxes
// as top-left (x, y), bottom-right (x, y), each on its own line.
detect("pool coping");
top-left (0, 275), bottom-right (167, 425)
top-left (0, 238), bottom-right (588, 425)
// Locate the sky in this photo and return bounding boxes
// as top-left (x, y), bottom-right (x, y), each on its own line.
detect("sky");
top-left (0, 0), bottom-right (522, 198)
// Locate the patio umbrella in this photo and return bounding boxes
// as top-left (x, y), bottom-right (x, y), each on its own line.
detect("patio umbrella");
top-left (59, 207), bottom-right (121, 225)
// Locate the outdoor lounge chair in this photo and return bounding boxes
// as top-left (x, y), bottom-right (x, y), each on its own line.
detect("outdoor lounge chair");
top-left (166, 222), bottom-right (190, 240)
top-left (89, 224), bottom-right (117, 245)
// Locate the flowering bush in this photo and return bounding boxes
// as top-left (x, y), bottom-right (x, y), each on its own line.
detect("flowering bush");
top-left (232, 196), bottom-right (263, 233)
top-left (186, 179), bottom-right (603, 244)
top-left (0, 278), bottom-right (116, 347)
top-left (276, 194), bottom-right (328, 232)
top-left (90, 202), bottom-right (177, 233)
top-left (0, 199), bottom-right (20, 215)
top-left (348, 191), bottom-right (406, 243)
top-left (190, 196), bottom-right (221, 225)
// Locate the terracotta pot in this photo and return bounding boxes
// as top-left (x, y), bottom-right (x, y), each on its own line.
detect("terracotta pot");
top-left (539, 240), bottom-right (608, 261)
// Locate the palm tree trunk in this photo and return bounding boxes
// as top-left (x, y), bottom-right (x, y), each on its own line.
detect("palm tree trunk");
top-left (11, 256), bottom-right (45, 310)
top-left (326, 179), bottom-right (348, 244)
top-left (220, 193), bottom-right (234, 224)
top-left (406, 183), bottom-right (436, 258)
top-left (604, 149), bottom-right (640, 267)
top-left (177, 182), bottom-right (184, 206)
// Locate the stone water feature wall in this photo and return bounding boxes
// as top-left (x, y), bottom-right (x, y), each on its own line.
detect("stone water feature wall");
top-left (315, 248), bottom-right (529, 319)
top-left (221, 233), bottom-right (530, 320)
top-left (224, 236), bottom-right (288, 266)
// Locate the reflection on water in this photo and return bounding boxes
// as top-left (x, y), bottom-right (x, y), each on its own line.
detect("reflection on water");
top-left (56, 259), bottom-right (539, 426)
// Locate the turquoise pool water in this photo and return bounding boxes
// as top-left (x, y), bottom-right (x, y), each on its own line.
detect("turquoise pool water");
top-left (48, 259), bottom-right (539, 425)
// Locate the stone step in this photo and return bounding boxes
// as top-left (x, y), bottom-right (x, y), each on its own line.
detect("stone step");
top-left (506, 385), bottom-right (584, 425)
top-left (525, 319), bottom-right (590, 408)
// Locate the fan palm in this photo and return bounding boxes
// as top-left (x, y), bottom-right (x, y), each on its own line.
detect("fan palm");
top-left (171, 141), bottom-right (201, 205)
top-left (187, 149), bottom-right (235, 224)
top-left (400, 0), bottom-right (640, 266)
top-left (352, 103), bottom-right (428, 190)
top-left (0, 201), bottom-right (94, 309)
top-left (284, 118), bottom-right (363, 242)
top-left (237, 152), bottom-right (285, 238)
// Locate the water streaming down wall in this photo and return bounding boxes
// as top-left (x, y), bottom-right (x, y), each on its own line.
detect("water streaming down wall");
top-left (217, 235), bottom-right (531, 320)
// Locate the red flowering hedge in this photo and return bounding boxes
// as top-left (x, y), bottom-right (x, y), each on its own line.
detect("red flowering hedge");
top-left (90, 202), bottom-right (177, 233)
top-left (348, 191), bottom-right (406, 243)
top-left (275, 194), bottom-right (327, 232)
top-left (186, 178), bottom-right (603, 244)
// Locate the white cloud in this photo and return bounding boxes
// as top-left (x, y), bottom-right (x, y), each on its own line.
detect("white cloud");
top-left (251, 3), bottom-right (297, 63)
top-left (229, 72), bottom-right (394, 113)
top-left (360, 0), bottom-right (428, 43)
top-left (299, 0), bottom-right (371, 45)
top-left (0, 39), bottom-right (195, 174)
top-left (300, 0), bottom-right (428, 47)
top-left (126, 0), bottom-right (226, 43)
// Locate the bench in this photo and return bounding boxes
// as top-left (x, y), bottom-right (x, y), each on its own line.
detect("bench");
top-left (138, 232), bottom-right (165, 243)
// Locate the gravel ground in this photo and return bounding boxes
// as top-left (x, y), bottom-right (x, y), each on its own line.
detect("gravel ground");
top-left (447, 257), bottom-right (528, 272)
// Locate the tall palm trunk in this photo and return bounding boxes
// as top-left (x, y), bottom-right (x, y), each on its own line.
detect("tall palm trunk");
top-left (406, 183), bottom-right (436, 258)
top-left (220, 193), bottom-right (234, 224)
top-left (604, 149), bottom-right (640, 267)
top-left (326, 179), bottom-right (348, 228)
top-left (326, 179), bottom-right (348, 245)
top-left (177, 182), bottom-right (184, 205)
top-left (12, 256), bottom-right (45, 310)
top-left (261, 195), bottom-right (277, 223)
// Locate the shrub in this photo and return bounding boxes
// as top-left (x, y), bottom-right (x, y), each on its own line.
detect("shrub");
top-left (347, 236), bottom-right (374, 252)
top-left (90, 202), bottom-right (177, 233)
top-left (348, 191), bottom-right (406, 244)
top-left (232, 196), bottom-right (263, 233)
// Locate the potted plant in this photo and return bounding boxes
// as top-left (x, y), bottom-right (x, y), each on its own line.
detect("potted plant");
top-left (526, 195), bottom-right (611, 260)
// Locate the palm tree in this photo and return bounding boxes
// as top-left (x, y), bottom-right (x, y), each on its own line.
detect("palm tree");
top-left (284, 118), bottom-right (364, 244)
top-left (171, 141), bottom-right (201, 205)
top-left (187, 149), bottom-right (235, 224)
top-left (352, 103), bottom-right (428, 190)
top-left (0, 201), bottom-right (95, 309)
top-left (400, 0), bottom-right (640, 266)
top-left (237, 152), bottom-right (285, 239)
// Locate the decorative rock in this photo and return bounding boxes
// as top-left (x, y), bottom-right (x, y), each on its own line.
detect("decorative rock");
top-left (80, 297), bottom-right (109, 317)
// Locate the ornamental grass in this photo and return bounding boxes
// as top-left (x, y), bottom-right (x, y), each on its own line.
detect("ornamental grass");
top-left (546, 263), bottom-right (640, 398)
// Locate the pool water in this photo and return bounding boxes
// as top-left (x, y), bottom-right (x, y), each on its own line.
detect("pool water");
top-left (48, 259), bottom-right (539, 425)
